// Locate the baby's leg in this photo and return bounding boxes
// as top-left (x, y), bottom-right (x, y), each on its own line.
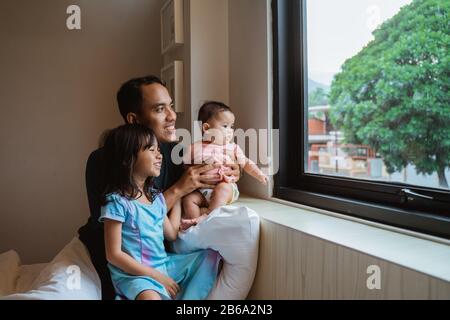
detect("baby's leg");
top-left (205, 182), bottom-right (233, 215)
top-left (182, 191), bottom-right (205, 220)
top-left (136, 290), bottom-right (162, 300)
top-left (181, 191), bottom-right (206, 231)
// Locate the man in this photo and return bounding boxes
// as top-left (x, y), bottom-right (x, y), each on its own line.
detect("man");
top-left (78, 76), bottom-right (240, 300)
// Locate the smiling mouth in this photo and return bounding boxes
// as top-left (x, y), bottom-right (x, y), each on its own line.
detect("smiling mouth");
top-left (165, 124), bottom-right (176, 132)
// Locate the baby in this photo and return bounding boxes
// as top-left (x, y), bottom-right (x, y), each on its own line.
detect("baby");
top-left (180, 101), bottom-right (268, 231)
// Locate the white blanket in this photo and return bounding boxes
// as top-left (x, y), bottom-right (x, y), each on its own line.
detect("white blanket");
top-left (172, 205), bottom-right (260, 300)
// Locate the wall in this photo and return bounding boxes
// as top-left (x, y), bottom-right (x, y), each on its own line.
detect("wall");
top-left (229, 0), bottom-right (273, 199)
top-left (169, 0), bottom-right (271, 199)
top-left (163, 0), bottom-right (192, 132)
top-left (164, 0), bottom-right (229, 137)
top-left (189, 0), bottom-right (229, 133)
top-left (0, 0), bottom-right (164, 263)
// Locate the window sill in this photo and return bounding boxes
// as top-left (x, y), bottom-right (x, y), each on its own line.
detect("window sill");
top-left (235, 195), bottom-right (450, 283)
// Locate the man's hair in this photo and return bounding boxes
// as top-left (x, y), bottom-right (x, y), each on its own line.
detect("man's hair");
top-left (198, 101), bottom-right (232, 124)
top-left (116, 75), bottom-right (166, 122)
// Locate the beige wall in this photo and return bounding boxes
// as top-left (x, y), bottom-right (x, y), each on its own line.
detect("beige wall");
top-left (163, 0), bottom-right (230, 135)
top-left (163, 0), bottom-right (192, 132)
top-left (190, 0), bottom-right (229, 133)
top-left (229, 0), bottom-right (273, 199)
top-left (173, 0), bottom-right (272, 197)
top-left (0, 0), bottom-right (164, 263)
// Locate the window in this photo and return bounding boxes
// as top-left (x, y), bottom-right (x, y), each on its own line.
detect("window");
top-left (273, 0), bottom-right (450, 239)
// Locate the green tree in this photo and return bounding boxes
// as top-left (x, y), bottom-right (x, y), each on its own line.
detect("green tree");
top-left (309, 87), bottom-right (328, 106)
top-left (329, 0), bottom-right (450, 188)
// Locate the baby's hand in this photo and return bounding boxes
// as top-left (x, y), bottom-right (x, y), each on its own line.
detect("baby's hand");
top-left (259, 175), bottom-right (269, 185)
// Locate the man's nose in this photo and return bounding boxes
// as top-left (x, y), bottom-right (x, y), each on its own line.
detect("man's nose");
top-left (166, 107), bottom-right (176, 122)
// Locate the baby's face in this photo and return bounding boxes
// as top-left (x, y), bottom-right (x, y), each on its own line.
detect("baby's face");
top-left (203, 111), bottom-right (235, 145)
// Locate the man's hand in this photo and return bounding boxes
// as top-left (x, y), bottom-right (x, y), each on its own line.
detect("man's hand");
top-left (163, 163), bottom-right (222, 212)
top-left (178, 164), bottom-right (222, 195)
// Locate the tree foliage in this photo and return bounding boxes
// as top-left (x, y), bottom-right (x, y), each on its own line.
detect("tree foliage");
top-left (329, 0), bottom-right (450, 187)
top-left (309, 88), bottom-right (329, 107)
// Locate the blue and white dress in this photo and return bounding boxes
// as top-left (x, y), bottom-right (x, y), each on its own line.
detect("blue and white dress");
top-left (99, 192), bottom-right (221, 300)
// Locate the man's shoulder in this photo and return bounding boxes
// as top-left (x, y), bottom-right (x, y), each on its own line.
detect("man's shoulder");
top-left (160, 141), bottom-right (178, 152)
top-left (86, 147), bottom-right (105, 168)
top-left (88, 147), bottom-right (105, 160)
top-left (160, 141), bottom-right (185, 159)
top-left (155, 142), bottom-right (184, 191)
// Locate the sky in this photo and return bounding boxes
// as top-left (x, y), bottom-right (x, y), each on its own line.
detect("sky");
top-left (307, 0), bottom-right (413, 86)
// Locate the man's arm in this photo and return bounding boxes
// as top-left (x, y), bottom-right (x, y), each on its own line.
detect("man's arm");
top-left (163, 163), bottom-right (222, 210)
top-left (85, 148), bottom-right (105, 222)
top-left (79, 148), bottom-right (106, 243)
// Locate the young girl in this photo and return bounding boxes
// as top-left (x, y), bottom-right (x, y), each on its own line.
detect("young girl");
top-left (180, 101), bottom-right (268, 231)
top-left (99, 124), bottom-right (220, 300)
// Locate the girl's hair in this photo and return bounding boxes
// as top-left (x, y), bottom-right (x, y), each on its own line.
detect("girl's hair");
top-left (100, 124), bottom-right (161, 206)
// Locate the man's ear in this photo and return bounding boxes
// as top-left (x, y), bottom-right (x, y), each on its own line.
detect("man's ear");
top-left (126, 113), bottom-right (138, 124)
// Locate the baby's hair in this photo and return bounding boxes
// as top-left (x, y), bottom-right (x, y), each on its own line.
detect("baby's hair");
top-left (198, 101), bottom-right (233, 124)
top-left (100, 124), bottom-right (161, 206)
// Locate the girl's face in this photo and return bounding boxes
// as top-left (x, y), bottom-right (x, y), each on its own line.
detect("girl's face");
top-left (203, 111), bottom-right (235, 145)
top-left (134, 141), bottom-right (163, 178)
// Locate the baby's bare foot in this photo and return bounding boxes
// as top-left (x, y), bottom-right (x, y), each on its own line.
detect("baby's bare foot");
top-left (179, 218), bottom-right (198, 231)
top-left (196, 214), bottom-right (208, 224)
top-left (200, 207), bottom-right (210, 216)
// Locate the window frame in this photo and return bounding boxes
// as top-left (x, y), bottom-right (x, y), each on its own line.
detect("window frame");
top-left (272, 0), bottom-right (450, 239)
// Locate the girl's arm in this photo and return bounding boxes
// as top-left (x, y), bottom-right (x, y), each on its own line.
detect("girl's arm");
top-left (163, 199), bottom-right (182, 241)
top-left (104, 219), bottom-right (180, 297)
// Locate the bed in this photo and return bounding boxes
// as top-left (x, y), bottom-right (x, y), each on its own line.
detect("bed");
top-left (0, 205), bottom-right (259, 300)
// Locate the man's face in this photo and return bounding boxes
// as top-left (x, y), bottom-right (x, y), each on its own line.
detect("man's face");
top-left (135, 83), bottom-right (177, 143)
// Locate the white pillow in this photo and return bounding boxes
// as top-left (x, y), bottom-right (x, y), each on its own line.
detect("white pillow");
top-left (171, 205), bottom-right (260, 300)
top-left (0, 250), bottom-right (21, 296)
top-left (1, 237), bottom-right (101, 300)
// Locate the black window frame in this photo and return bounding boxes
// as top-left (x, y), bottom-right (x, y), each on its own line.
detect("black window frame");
top-left (272, 0), bottom-right (450, 239)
